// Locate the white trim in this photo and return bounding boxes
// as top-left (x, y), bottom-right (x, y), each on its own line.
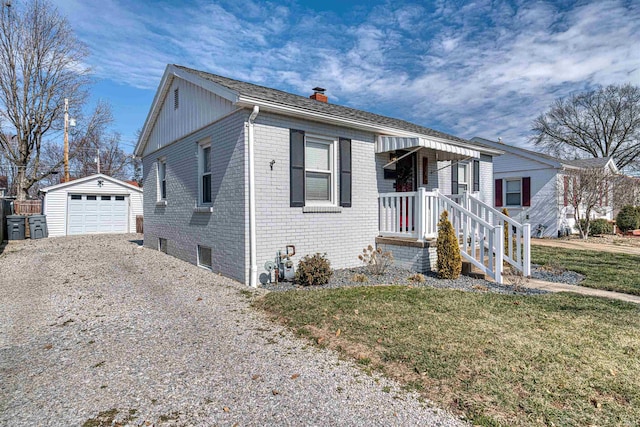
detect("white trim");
top-left (197, 245), bottom-right (213, 270)
top-left (247, 106), bottom-right (260, 288)
top-left (304, 134), bottom-right (338, 206)
top-left (157, 158), bottom-right (167, 201)
top-left (197, 140), bottom-right (212, 207)
top-left (504, 178), bottom-right (523, 207)
top-left (139, 108), bottom-right (244, 159)
top-left (193, 206), bottom-right (213, 213)
top-left (41, 173), bottom-right (142, 193)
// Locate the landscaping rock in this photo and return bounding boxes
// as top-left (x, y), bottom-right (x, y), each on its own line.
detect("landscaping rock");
top-left (263, 265), bottom-right (549, 296)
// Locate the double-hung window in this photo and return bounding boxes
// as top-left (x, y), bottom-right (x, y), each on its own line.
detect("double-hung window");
top-left (505, 179), bottom-right (522, 206)
top-left (198, 143), bottom-right (212, 205)
top-left (157, 159), bottom-right (167, 201)
top-left (305, 135), bottom-right (336, 205)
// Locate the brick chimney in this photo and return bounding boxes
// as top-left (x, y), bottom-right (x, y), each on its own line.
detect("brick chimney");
top-left (310, 87), bottom-right (327, 103)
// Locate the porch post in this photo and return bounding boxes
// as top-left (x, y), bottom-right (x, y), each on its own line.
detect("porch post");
top-left (417, 187), bottom-right (426, 241)
top-left (522, 223), bottom-right (531, 277)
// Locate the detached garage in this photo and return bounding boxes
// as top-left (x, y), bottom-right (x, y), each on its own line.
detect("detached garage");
top-left (42, 174), bottom-right (143, 237)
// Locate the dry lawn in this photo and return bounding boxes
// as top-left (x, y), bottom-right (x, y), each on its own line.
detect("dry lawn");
top-left (256, 287), bottom-right (640, 426)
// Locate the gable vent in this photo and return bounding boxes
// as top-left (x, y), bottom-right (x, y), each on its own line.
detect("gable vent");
top-left (174, 88), bottom-right (179, 110)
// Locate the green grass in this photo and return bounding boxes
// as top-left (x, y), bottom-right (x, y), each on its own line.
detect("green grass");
top-left (255, 287), bottom-right (640, 426)
top-left (531, 245), bottom-right (640, 295)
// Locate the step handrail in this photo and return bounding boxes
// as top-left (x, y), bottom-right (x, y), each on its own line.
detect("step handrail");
top-left (436, 192), bottom-right (504, 283)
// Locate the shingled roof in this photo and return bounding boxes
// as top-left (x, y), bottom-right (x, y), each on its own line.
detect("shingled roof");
top-left (471, 137), bottom-right (618, 170)
top-left (174, 65), bottom-right (481, 146)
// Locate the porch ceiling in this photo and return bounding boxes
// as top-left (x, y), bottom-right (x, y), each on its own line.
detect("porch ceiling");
top-left (375, 136), bottom-right (480, 160)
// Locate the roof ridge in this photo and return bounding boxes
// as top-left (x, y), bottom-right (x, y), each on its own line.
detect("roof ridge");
top-left (173, 64), bottom-right (491, 148)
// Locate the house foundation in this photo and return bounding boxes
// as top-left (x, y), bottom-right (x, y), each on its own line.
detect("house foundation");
top-left (375, 236), bottom-right (437, 273)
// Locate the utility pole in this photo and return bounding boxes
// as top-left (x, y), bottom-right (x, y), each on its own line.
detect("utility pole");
top-left (96, 148), bottom-right (100, 174)
top-left (63, 98), bottom-right (69, 182)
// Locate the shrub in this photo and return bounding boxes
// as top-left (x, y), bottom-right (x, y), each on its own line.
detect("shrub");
top-left (436, 210), bottom-right (462, 279)
top-left (358, 245), bottom-right (394, 275)
top-left (351, 273), bottom-right (369, 283)
top-left (616, 205), bottom-right (640, 232)
top-left (407, 273), bottom-right (426, 283)
top-left (295, 253), bottom-right (332, 286)
top-left (578, 218), bottom-right (613, 236)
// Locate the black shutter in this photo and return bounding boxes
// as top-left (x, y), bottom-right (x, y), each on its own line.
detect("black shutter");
top-left (290, 129), bottom-right (305, 207)
top-left (451, 162), bottom-right (459, 195)
top-left (495, 179), bottom-right (503, 207)
top-left (339, 138), bottom-right (352, 207)
top-left (522, 177), bottom-right (531, 207)
top-left (473, 160), bottom-right (480, 192)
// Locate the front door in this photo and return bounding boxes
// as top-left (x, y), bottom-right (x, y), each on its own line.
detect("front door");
top-left (395, 151), bottom-right (416, 192)
top-left (394, 152), bottom-right (417, 231)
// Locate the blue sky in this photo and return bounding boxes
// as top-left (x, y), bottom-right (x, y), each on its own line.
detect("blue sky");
top-left (50, 0), bottom-right (640, 154)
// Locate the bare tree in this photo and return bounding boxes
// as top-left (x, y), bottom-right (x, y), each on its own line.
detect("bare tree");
top-left (532, 84), bottom-right (640, 171)
top-left (73, 131), bottom-right (135, 180)
top-left (611, 174), bottom-right (640, 212)
top-left (0, 0), bottom-right (110, 200)
top-left (565, 167), bottom-right (615, 239)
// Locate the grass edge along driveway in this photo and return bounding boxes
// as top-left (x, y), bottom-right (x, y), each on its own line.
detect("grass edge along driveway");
top-left (531, 245), bottom-right (640, 296)
top-left (256, 286), bottom-right (640, 426)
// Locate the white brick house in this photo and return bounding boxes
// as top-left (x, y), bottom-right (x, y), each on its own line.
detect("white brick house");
top-left (135, 65), bottom-right (530, 287)
top-left (472, 137), bottom-right (618, 237)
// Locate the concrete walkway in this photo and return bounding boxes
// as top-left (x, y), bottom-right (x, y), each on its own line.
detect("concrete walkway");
top-left (520, 278), bottom-right (640, 304)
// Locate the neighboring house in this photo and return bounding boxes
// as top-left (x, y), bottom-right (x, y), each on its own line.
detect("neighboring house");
top-left (472, 137), bottom-right (618, 237)
top-left (134, 64), bottom-right (528, 287)
top-left (41, 173), bottom-right (143, 236)
top-left (0, 175), bottom-right (6, 198)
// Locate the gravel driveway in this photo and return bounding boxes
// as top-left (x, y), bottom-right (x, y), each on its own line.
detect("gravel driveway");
top-left (0, 234), bottom-right (465, 426)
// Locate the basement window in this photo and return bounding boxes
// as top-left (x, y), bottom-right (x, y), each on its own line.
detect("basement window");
top-left (158, 238), bottom-right (167, 254)
top-left (197, 245), bottom-right (212, 270)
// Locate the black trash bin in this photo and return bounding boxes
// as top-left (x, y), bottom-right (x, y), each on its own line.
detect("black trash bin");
top-left (28, 215), bottom-right (48, 239)
top-left (6, 215), bottom-right (26, 240)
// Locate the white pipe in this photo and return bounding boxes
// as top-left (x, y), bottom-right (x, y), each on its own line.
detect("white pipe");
top-left (248, 106), bottom-right (260, 287)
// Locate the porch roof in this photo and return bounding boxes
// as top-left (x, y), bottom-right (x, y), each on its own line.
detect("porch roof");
top-left (375, 136), bottom-right (480, 161)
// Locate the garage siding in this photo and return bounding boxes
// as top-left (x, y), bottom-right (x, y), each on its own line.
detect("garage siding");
top-left (43, 176), bottom-right (143, 236)
top-left (43, 190), bottom-right (68, 236)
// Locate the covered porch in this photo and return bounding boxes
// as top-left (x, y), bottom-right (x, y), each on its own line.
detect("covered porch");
top-left (374, 135), bottom-right (531, 284)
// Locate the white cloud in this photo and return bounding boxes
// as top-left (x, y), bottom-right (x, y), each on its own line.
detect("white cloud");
top-left (50, 0), bottom-right (640, 150)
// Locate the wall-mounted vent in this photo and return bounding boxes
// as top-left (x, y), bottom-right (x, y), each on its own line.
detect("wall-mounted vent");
top-left (174, 88), bottom-right (179, 110)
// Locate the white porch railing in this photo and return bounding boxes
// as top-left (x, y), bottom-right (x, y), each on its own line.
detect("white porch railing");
top-left (379, 189), bottom-right (439, 239)
top-left (378, 189), bottom-right (531, 284)
top-left (454, 193), bottom-right (531, 277)
top-left (437, 193), bottom-right (504, 283)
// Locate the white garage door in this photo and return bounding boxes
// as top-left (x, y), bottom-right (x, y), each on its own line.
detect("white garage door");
top-left (67, 194), bottom-right (128, 235)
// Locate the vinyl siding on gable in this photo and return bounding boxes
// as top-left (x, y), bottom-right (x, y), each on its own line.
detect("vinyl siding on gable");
top-left (144, 77), bottom-right (235, 157)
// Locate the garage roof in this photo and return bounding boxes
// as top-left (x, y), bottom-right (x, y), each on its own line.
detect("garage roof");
top-left (40, 174), bottom-right (143, 193)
